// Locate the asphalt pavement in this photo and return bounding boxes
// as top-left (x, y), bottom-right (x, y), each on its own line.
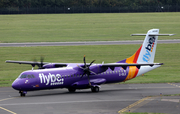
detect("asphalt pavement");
top-left (0, 83), bottom-right (180, 114)
top-left (0, 40), bottom-right (180, 47)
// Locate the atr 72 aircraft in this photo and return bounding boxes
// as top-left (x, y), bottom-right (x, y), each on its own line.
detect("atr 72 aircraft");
top-left (6, 29), bottom-right (174, 96)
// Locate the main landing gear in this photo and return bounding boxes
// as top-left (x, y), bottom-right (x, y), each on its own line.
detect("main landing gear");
top-left (68, 86), bottom-right (100, 93)
top-left (68, 88), bottom-right (76, 93)
top-left (91, 86), bottom-right (100, 92)
top-left (19, 91), bottom-right (27, 97)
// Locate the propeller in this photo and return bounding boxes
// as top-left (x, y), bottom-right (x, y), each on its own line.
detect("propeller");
top-left (77, 55), bottom-right (96, 86)
top-left (32, 56), bottom-right (45, 69)
top-left (39, 56), bottom-right (44, 69)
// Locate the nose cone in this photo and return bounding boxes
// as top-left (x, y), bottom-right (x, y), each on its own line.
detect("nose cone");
top-left (12, 81), bottom-right (20, 90)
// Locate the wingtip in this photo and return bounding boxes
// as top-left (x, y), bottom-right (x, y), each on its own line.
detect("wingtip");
top-left (5, 60), bottom-right (10, 63)
top-left (169, 34), bottom-right (176, 36)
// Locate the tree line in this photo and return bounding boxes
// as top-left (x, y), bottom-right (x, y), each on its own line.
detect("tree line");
top-left (0, 0), bottom-right (180, 8)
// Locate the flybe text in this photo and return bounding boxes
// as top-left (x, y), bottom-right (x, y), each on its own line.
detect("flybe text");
top-left (143, 37), bottom-right (155, 62)
top-left (39, 73), bottom-right (64, 86)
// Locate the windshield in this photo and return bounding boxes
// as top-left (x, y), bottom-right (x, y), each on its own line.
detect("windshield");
top-left (19, 74), bottom-right (35, 79)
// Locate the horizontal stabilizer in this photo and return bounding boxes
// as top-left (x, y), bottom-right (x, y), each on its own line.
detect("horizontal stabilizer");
top-left (131, 34), bottom-right (175, 36)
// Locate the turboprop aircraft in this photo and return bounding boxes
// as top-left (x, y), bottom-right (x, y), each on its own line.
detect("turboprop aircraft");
top-left (6, 29), bottom-right (174, 96)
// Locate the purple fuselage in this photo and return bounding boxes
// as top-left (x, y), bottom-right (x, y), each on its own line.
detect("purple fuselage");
top-left (12, 63), bottom-right (129, 91)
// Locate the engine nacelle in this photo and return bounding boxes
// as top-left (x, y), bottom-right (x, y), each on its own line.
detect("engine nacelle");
top-left (42, 63), bottom-right (67, 69)
top-left (89, 64), bottom-right (108, 75)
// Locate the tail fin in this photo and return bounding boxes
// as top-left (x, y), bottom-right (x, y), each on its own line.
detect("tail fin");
top-left (118, 29), bottom-right (174, 64)
top-left (137, 29), bottom-right (159, 63)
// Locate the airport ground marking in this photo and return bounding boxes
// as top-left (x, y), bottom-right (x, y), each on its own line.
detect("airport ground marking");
top-left (0, 97), bottom-right (17, 114)
top-left (118, 96), bottom-right (152, 113)
top-left (0, 99), bottom-right (140, 106)
top-left (168, 83), bottom-right (180, 88)
top-left (0, 107), bottom-right (17, 114)
top-left (0, 97), bottom-right (16, 102)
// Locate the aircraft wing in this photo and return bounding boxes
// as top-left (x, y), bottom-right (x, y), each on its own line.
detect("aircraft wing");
top-left (5, 60), bottom-right (163, 69)
top-left (101, 63), bottom-right (163, 70)
top-left (6, 60), bottom-right (48, 65)
top-left (5, 60), bottom-right (68, 68)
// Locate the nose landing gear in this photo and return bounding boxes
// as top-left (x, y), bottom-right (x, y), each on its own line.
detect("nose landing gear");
top-left (19, 91), bottom-right (27, 97)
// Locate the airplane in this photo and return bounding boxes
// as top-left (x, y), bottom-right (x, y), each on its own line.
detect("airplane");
top-left (6, 29), bottom-right (174, 97)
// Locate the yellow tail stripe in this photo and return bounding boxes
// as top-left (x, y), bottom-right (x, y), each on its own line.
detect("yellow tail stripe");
top-left (124, 66), bottom-right (137, 81)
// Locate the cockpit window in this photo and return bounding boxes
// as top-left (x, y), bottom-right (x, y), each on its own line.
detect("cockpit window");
top-left (19, 74), bottom-right (35, 79)
top-left (20, 74), bottom-right (27, 78)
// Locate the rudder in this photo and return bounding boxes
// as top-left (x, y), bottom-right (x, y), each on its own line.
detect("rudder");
top-left (137, 29), bottom-right (159, 63)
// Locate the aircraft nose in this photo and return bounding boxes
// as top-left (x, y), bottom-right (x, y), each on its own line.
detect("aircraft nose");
top-left (12, 81), bottom-right (20, 90)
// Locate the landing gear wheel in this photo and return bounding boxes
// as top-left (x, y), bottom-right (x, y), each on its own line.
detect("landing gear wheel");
top-left (91, 86), bottom-right (99, 92)
top-left (19, 91), bottom-right (26, 97)
top-left (68, 88), bottom-right (76, 93)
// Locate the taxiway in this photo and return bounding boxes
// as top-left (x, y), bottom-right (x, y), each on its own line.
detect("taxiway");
top-left (0, 83), bottom-right (180, 114)
top-left (0, 40), bottom-right (180, 47)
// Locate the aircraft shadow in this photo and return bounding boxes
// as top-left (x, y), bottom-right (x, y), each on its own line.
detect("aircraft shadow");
top-left (18, 88), bottom-right (135, 97)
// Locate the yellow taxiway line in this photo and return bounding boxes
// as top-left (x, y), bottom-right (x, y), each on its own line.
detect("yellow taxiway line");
top-left (0, 97), bottom-right (17, 114)
top-left (0, 107), bottom-right (17, 114)
top-left (118, 96), bottom-right (152, 113)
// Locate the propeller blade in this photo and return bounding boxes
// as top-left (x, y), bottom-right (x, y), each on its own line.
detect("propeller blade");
top-left (83, 55), bottom-right (86, 67)
top-left (87, 75), bottom-right (91, 86)
top-left (81, 72), bottom-right (86, 78)
top-left (89, 60), bottom-right (95, 66)
top-left (89, 70), bottom-right (97, 75)
top-left (32, 58), bottom-right (38, 67)
top-left (40, 56), bottom-right (44, 68)
top-left (77, 65), bottom-right (84, 70)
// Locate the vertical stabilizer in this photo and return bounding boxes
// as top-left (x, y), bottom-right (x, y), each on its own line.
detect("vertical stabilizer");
top-left (117, 29), bottom-right (174, 79)
top-left (118, 29), bottom-right (174, 64)
top-left (137, 29), bottom-right (159, 63)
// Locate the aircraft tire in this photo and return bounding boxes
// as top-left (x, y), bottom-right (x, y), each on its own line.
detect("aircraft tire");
top-left (91, 86), bottom-right (99, 92)
top-left (19, 91), bottom-right (26, 97)
top-left (68, 88), bottom-right (76, 93)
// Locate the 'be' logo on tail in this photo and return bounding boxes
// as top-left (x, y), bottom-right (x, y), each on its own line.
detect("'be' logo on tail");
top-left (143, 37), bottom-right (155, 62)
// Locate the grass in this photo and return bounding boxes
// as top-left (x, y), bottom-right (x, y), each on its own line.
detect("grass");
top-left (0, 13), bottom-right (180, 87)
top-left (0, 13), bottom-right (180, 43)
top-left (0, 43), bottom-right (180, 87)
